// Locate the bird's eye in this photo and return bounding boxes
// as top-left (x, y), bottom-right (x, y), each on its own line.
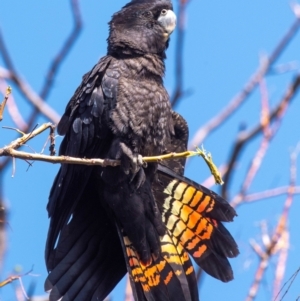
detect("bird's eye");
top-left (161, 9), bottom-right (168, 16)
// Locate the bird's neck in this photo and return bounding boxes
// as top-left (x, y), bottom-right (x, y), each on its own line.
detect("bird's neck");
top-left (110, 52), bottom-right (166, 79)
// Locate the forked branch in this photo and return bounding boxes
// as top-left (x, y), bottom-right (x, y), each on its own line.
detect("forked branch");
top-left (0, 123), bottom-right (223, 184)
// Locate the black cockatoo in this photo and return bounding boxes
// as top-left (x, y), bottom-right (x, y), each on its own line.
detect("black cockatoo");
top-left (45, 1), bottom-right (239, 300)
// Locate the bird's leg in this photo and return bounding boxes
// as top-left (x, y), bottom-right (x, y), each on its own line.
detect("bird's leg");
top-left (120, 142), bottom-right (146, 189)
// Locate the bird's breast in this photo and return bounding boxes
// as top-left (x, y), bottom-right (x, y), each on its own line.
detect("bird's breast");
top-left (111, 76), bottom-right (173, 155)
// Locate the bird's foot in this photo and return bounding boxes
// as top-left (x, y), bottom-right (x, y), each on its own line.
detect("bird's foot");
top-left (120, 142), bottom-right (146, 189)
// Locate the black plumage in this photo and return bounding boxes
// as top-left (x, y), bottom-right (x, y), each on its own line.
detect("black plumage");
top-left (45, 1), bottom-right (238, 300)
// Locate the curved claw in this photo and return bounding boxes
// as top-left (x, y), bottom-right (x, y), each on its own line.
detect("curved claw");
top-left (120, 142), bottom-right (146, 189)
top-left (131, 154), bottom-right (143, 174)
top-left (130, 167), bottom-right (146, 189)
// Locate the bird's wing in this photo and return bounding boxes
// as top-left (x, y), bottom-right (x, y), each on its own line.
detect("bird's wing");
top-left (46, 55), bottom-right (113, 255)
top-left (45, 172), bottom-right (126, 301)
top-left (45, 56), bottom-right (128, 301)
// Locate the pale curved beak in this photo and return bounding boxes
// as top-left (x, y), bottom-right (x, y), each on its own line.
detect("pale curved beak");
top-left (158, 10), bottom-right (177, 40)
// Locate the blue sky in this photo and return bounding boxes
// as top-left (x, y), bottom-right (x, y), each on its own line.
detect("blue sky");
top-left (0, 1), bottom-right (300, 300)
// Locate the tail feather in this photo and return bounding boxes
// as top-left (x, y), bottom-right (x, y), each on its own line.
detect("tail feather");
top-left (118, 226), bottom-right (199, 301)
top-left (154, 166), bottom-right (239, 283)
top-left (198, 252), bottom-right (233, 283)
top-left (46, 164), bottom-right (238, 300)
top-left (124, 235), bottom-right (173, 301)
top-left (208, 222), bottom-right (239, 259)
top-left (157, 165), bottom-right (236, 222)
top-left (167, 234), bottom-right (199, 301)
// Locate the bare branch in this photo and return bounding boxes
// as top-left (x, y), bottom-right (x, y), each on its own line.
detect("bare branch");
top-left (230, 79), bottom-right (273, 207)
top-left (0, 80), bottom-right (27, 128)
top-left (0, 123), bottom-right (223, 185)
top-left (0, 266), bottom-right (33, 288)
top-left (243, 186), bottom-right (300, 203)
top-left (0, 123), bottom-right (219, 173)
top-left (0, 0), bottom-right (82, 125)
top-left (189, 16), bottom-right (300, 148)
top-left (0, 86), bottom-right (11, 121)
top-left (273, 229), bottom-right (289, 300)
top-left (0, 0), bottom-right (82, 172)
top-left (0, 66), bottom-right (12, 79)
top-left (223, 74), bottom-right (300, 199)
top-left (3, 123), bottom-right (53, 150)
top-left (200, 165), bottom-right (227, 188)
top-left (27, 0), bottom-right (82, 128)
top-left (0, 149), bottom-right (115, 167)
top-left (0, 37), bottom-right (60, 124)
top-left (245, 144), bottom-right (298, 301)
top-left (171, 0), bottom-right (191, 107)
top-left (39, 0), bottom-right (82, 100)
top-left (274, 267), bottom-right (300, 301)
top-left (0, 146), bottom-right (219, 169)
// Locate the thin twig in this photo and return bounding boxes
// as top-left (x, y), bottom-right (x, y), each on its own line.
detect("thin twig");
top-left (230, 78), bottom-right (273, 207)
top-left (245, 144), bottom-right (298, 301)
top-left (171, 0), bottom-right (191, 107)
top-left (189, 16), bottom-right (300, 149)
top-left (0, 79), bottom-right (27, 128)
top-left (0, 123), bottom-right (222, 180)
top-left (274, 267), bottom-right (300, 301)
top-left (27, 0), bottom-right (82, 128)
top-left (223, 74), bottom-right (300, 199)
top-left (0, 0), bottom-right (82, 172)
top-left (11, 157), bottom-right (16, 178)
top-left (3, 123), bottom-right (52, 150)
top-left (243, 186), bottom-right (300, 203)
top-left (0, 86), bottom-right (11, 121)
top-left (273, 229), bottom-right (289, 300)
top-left (0, 266), bottom-right (34, 288)
top-left (41, 0), bottom-right (82, 100)
top-left (0, 147), bottom-right (215, 169)
top-left (0, 67), bottom-right (60, 124)
top-left (0, 37), bottom-right (60, 124)
top-left (201, 165), bottom-right (227, 188)
top-left (0, 0), bottom-right (82, 125)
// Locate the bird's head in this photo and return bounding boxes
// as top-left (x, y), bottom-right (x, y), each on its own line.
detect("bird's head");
top-left (108, 0), bottom-right (176, 57)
